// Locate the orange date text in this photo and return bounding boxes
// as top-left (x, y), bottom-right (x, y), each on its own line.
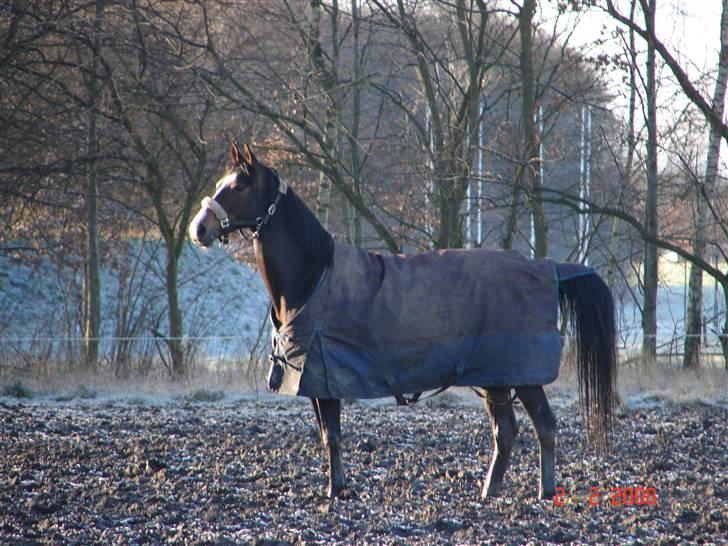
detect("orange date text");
top-left (554, 485), bottom-right (658, 507)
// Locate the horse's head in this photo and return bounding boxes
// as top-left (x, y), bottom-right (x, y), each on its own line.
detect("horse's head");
top-left (189, 142), bottom-right (287, 247)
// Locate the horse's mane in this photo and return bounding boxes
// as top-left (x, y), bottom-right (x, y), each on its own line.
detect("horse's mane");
top-left (271, 170), bottom-right (334, 268)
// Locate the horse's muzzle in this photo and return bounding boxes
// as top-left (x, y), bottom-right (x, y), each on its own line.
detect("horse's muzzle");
top-left (188, 209), bottom-right (219, 247)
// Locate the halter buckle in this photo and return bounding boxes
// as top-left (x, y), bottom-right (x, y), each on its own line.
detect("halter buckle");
top-left (221, 218), bottom-right (231, 230)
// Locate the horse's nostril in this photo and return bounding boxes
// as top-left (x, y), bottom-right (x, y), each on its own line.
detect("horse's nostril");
top-left (196, 223), bottom-right (207, 239)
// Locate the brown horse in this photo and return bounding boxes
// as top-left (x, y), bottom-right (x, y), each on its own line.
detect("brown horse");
top-left (189, 142), bottom-right (617, 500)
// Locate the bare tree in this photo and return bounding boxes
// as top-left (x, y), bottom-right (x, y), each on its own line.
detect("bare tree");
top-left (82, 0), bottom-right (104, 371)
top-left (188, 0), bottom-right (403, 252)
top-left (683, 0), bottom-right (728, 368)
top-left (95, 1), bottom-right (230, 377)
top-left (606, 0), bottom-right (639, 291)
top-left (605, 0), bottom-right (728, 364)
top-left (517, 0), bottom-right (547, 257)
top-left (607, 0), bottom-right (728, 143)
top-left (369, 0), bottom-right (499, 249)
top-left (0, 0), bottom-right (116, 368)
top-left (641, 0), bottom-right (659, 362)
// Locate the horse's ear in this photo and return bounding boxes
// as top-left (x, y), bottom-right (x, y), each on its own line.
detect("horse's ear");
top-left (230, 140), bottom-right (242, 165)
top-left (242, 142), bottom-right (255, 168)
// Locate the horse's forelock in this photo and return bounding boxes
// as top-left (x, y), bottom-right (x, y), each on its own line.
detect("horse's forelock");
top-left (214, 171), bottom-right (237, 193)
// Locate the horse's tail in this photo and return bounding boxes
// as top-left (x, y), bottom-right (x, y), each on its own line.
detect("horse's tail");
top-left (557, 266), bottom-right (617, 451)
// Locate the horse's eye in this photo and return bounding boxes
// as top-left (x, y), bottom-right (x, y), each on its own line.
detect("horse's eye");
top-left (231, 177), bottom-right (248, 191)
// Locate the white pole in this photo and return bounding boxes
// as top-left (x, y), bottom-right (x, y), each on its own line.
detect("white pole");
top-left (426, 109), bottom-right (434, 245)
top-left (585, 105), bottom-right (592, 265)
top-left (465, 121), bottom-right (472, 247)
top-left (531, 106), bottom-right (543, 258)
top-left (579, 105), bottom-right (585, 261)
top-left (714, 251), bottom-right (720, 335)
top-left (477, 95), bottom-right (485, 245)
top-left (578, 105), bottom-right (591, 263)
top-left (576, 105), bottom-right (587, 262)
top-left (466, 179), bottom-right (472, 246)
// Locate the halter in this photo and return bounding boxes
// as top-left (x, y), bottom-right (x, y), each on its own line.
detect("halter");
top-left (200, 176), bottom-right (288, 243)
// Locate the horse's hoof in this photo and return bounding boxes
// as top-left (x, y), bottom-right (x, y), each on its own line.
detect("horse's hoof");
top-left (328, 484), bottom-right (346, 499)
top-left (481, 483), bottom-right (502, 499)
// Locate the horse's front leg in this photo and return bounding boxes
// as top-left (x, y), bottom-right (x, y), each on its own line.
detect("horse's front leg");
top-left (311, 398), bottom-right (346, 498)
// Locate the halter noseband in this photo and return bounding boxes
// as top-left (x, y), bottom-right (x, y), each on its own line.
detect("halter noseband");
top-left (201, 176), bottom-right (288, 243)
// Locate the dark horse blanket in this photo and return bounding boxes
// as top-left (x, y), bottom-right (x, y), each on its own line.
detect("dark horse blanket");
top-left (269, 243), bottom-right (564, 400)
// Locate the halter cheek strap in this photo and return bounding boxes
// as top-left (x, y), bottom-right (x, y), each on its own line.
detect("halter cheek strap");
top-left (201, 196), bottom-right (232, 228)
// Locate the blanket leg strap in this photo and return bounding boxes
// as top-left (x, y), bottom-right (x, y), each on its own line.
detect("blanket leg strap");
top-left (383, 360), bottom-right (467, 406)
top-left (395, 393), bottom-right (415, 406)
top-left (471, 387), bottom-right (518, 405)
top-left (395, 385), bottom-right (452, 406)
top-left (378, 367), bottom-right (414, 406)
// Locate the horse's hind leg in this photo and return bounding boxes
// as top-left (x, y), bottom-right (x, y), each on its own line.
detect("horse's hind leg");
top-left (311, 398), bottom-right (324, 441)
top-left (515, 385), bottom-right (557, 499)
top-left (312, 398), bottom-right (347, 498)
top-left (481, 387), bottom-right (518, 498)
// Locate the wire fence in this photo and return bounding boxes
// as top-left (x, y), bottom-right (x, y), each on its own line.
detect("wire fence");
top-left (0, 332), bottom-right (272, 384)
top-left (0, 331), bottom-right (725, 384)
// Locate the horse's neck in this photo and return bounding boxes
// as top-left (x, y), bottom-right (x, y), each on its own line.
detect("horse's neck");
top-left (253, 222), bottom-right (323, 326)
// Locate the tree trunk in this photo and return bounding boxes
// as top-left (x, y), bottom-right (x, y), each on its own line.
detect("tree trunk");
top-left (311, 0), bottom-right (343, 234)
top-left (436, 178), bottom-right (465, 249)
top-left (83, 0), bottom-right (103, 372)
top-left (683, 261), bottom-right (704, 367)
top-left (165, 246), bottom-right (185, 378)
top-left (316, 166), bottom-right (332, 229)
top-left (350, 0), bottom-right (363, 247)
top-left (519, 0), bottom-right (547, 258)
top-left (342, 197), bottom-right (351, 244)
top-left (148, 181), bottom-right (186, 378)
top-left (642, 0), bottom-right (659, 362)
top-left (501, 165), bottom-right (522, 250)
top-left (683, 0), bottom-right (728, 368)
top-left (312, 0), bottom-right (331, 227)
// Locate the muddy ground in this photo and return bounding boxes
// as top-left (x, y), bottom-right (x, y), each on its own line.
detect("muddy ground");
top-left (1, 392), bottom-right (726, 545)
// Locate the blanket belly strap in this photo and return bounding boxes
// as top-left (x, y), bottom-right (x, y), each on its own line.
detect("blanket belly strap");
top-left (374, 357), bottom-right (467, 405)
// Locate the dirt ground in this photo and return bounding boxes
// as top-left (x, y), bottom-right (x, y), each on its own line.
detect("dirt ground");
top-left (1, 392), bottom-right (726, 545)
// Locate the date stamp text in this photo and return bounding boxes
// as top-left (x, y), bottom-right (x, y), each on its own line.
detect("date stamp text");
top-left (554, 485), bottom-right (658, 507)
